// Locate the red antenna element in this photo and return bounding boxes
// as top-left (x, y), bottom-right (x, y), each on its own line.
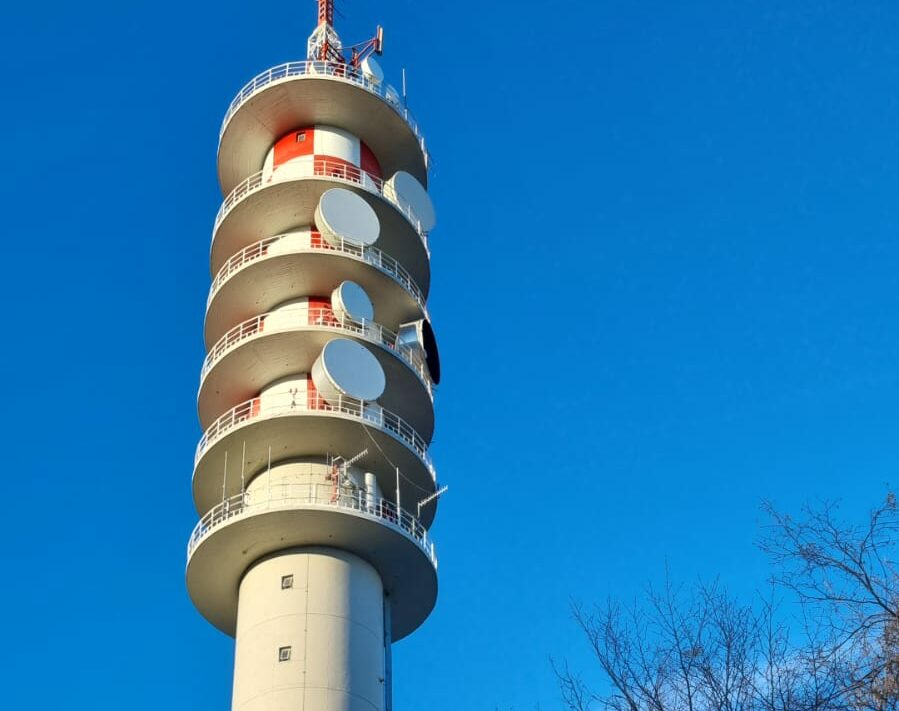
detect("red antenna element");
top-left (350, 26), bottom-right (384, 68)
top-left (318, 0), bottom-right (334, 26)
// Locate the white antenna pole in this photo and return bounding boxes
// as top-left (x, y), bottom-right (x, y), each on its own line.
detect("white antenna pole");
top-left (222, 451), bottom-right (228, 503)
top-left (395, 466), bottom-right (401, 511)
top-left (402, 68), bottom-right (407, 109)
top-left (240, 440), bottom-right (246, 495)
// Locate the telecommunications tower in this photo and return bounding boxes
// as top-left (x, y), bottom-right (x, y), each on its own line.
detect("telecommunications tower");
top-left (186, 2), bottom-right (442, 709)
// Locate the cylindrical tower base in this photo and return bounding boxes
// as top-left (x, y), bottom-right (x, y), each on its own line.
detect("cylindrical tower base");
top-left (233, 548), bottom-right (386, 711)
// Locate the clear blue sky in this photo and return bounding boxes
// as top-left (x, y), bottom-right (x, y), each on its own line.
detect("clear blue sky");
top-left (3, 0), bottom-right (899, 708)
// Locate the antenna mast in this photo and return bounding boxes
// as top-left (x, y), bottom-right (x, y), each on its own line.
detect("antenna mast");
top-left (318, 0), bottom-right (334, 26)
top-left (308, 0), bottom-right (342, 63)
top-left (307, 0), bottom-right (383, 66)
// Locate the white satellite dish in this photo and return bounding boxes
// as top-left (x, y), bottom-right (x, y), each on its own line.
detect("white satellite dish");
top-left (361, 56), bottom-right (384, 84)
top-left (312, 338), bottom-right (386, 404)
top-left (386, 171), bottom-right (436, 232)
top-left (331, 281), bottom-right (374, 322)
top-left (315, 188), bottom-right (380, 247)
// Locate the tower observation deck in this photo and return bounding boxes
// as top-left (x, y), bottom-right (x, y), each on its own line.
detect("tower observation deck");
top-left (186, 4), bottom-right (442, 709)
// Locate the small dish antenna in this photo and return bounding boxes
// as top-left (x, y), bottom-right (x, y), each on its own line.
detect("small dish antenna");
top-left (332, 281), bottom-right (374, 322)
top-left (361, 56), bottom-right (384, 84)
top-left (315, 188), bottom-right (380, 247)
top-left (386, 171), bottom-right (436, 232)
top-left (312, 338), bottom-right (386, 404)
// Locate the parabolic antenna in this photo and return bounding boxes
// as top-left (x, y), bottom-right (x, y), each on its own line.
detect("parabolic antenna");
top-left (315, 188), bottom-right (380, 247)
top-left (332, 281), bottom-right (374, 322)
top-left (312, 338), bottom-right (386, 404)
top-left (386, 171), bottom-right (436, 232)
top-left (361, 56), bottom-right (384, 84)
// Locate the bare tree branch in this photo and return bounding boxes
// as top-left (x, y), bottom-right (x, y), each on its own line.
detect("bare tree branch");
top-left (557, 494), bottom-right (899, 711)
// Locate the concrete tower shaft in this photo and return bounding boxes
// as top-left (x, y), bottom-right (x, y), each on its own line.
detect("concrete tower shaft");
top-left (186, 8), bottom-right (441, 711)
top-left (234, 549), bottom-right (385, 711)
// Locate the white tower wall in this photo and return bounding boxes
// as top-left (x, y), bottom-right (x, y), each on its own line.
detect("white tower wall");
top-left (244, 460), bottom-right (378, 504)
top-left (258, 373), bottom-right (310, 410)
top-left (262, 125), bottom-right (366, 182)
top-left (265, 228), bottom-right (314, 255)
top-left (264, 297), bottom-right (317, 331)
top-left (233, 549), bottom-right (386, 711)
top-left (315, 126), bottom-right (361, 165)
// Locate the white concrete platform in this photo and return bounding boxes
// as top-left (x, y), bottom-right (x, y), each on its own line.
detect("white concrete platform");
top-left (192, 405), bottom-right (438, 527)
top-left (205, 241), bottom-right (427, 346)
top-left (198, 322), bottom-right (435, 439)
top-left (218, 65), bottom-right (428, 195)
top-left (210, 175), bottom-right (430, 292)
top-left (186, 500), bottom-right (437, 641)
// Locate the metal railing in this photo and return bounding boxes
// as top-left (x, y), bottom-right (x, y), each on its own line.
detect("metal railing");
top-left (213, 157), bottom-right (429, 246)
top-left (200, 307), bottom-right (434, 397)
top-left (219, 60), bottom-right (428, 162)
top-left (187, 484), bottom-right (437, 567)
top-left (194, 393), bottom-right (436, 482)
top-left (207, 233), bottom-right (428, 316)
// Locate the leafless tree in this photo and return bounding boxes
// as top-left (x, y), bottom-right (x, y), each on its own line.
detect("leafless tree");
top-left (556, 494), bottom-right (899, 711)
top-left (761, 494), bottom-right (899, 711)
top-left (555, 578), bottom-right (845, 711)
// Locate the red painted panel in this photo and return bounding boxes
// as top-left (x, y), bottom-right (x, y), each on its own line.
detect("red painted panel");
top-left (307, 296), bottom-right (337, 326)
top-left (307, 374), bottom-right (319, 409)
top-left (273, 128), bottom-right (315, 167)
top-left (360, 142), bottom-right (382, 179)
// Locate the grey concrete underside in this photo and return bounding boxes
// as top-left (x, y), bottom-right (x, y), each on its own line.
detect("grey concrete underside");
top-left (205, 250), bottom-right (426, 346)
top-left (218, 75), bottom-right (428, 195)
top-left (210, 177), bottom-right (431, 294)
top-left (186, 507), bottom-right (437, 641)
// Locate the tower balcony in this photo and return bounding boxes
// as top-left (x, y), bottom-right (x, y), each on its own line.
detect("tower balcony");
top-left (198, 307), bottom-right (435, 437)
top-left (210, 158), bottom-right (430, 286)
top-left (205, 233), bottom-right (428, 346)
top-left (192, 394), bottom-right (437, 525)
top-left (186, 485), bottom-right (437, 641)
top-left (217, 60), bottom-right (429, 195)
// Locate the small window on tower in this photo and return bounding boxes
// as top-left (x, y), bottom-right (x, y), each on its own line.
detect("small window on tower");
top-left (278, 646), bottom-right (292, 662)
top-left (296, 132), bottom-right (306, 142)
top-left (281, 574), bottom-right (294, 589)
